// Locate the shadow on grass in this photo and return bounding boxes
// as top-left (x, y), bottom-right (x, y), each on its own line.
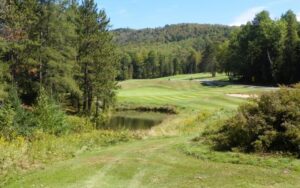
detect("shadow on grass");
top-left (200, 80), bottom-right (278, 88)
top-left (183, 76), bottom-right (213, 81)
top-left (200, 80), bottom-right (232, 87)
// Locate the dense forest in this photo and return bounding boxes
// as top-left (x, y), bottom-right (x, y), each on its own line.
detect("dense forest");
top-left (113, 24), bottom-right (233, 45)
top-left (221, 10), bottom-right (300, 84)
top-left (0, 0), bottom-right (118, 138)
top-left (114, 24), bottom-right (234, 79)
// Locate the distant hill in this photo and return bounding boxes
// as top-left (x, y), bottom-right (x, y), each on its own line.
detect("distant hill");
top-left (112, 24), bottom-right (237, 80)
top-left (112, 24), bottom-right (235, 46)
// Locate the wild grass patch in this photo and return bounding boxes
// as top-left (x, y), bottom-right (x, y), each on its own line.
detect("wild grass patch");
top-left (0, 130), bottom-right (140, 186)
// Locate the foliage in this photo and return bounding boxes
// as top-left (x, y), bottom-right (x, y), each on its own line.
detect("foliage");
top-left (34, 88), bottom-right (68, 136)
top-left (76, 0), bottom-right (118, 115)
top-left (220, 10), bottom-right (300, 84)
top-left (211, 86), bottom-right (300, 156)
top-left (0, 87), bottom-right (33, 140)
top-left (200, 40), bottom-right (219, 76)
top-left (0, 0), bottom-right (118, 117)
top-left (0, 87), bottom-right (88, 139)
top-left (114, 24), bottom-right (234, 80)
top-left (0, 98), bottom-right (15, 139)
top-left (66, 115), bottom-right (95, 133)
top-left (113, 24), bottom-right (233, 45)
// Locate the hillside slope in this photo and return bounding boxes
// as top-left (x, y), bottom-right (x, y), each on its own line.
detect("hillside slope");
top-left (112, 24), bottom-right (235, 46)
top-left (112, 24), bottom-right (237, 80)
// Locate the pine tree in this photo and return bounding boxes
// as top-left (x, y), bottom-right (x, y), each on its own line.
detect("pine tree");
top-left (77, 0), bottom-right (118, 117)
top-left (201, 40), bottom-right (217, 76)
top-left (280, 10), bottom-right (299, 84)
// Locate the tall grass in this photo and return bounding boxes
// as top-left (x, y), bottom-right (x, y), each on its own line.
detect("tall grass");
top-left (0, 130), bottom-right (140, 186)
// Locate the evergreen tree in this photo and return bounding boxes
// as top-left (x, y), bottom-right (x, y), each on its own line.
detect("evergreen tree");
top-left (200, 40), bottom-right (217, 76)
top-left (280, 10), bottom-right (300, 84)
top-left (119, 53), bottom-right (132, 80)
top-left (77, 0), bottom-right (118, 116)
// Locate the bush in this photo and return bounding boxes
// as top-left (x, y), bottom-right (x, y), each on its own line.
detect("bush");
top-left (34, 89), bottom-right (68, 135)
top-left (66, 116), bottom-right (94, 133)
top-left (0, 87), bottom-right (34, 140)
top-left (0, 103), bottom-right (15, 140)
top-left (212, 85), bottom-right (300, 156)
top-left (0, 87), bottom-right (71, 139)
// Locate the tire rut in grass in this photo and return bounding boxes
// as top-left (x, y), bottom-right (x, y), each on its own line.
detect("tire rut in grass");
top-left (77, 138), bottom-right (177, 188)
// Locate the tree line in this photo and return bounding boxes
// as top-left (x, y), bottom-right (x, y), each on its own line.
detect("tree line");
top-left (118, 49), bottom-right (202, 80)
top-left (114, 24), bottom-right (233, 80)
top-left (219, 10), bottom-right (300, 84)
top-left (116, 11), bottom-right (300, 85)
top-left (0, 0), bottom-right (118, 119)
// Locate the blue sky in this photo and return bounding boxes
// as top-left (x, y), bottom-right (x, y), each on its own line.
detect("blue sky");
top-left (96, 0), bottom-right (300, 29)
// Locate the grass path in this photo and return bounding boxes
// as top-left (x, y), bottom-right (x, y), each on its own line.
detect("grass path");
top-left (6, 136), bottom-right (300, 188)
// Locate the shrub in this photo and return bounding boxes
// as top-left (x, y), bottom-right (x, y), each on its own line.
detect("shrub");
top-left (212, 85), bottom-right (300, 156)
top-left (66, 116), bottom-right (94, 133)
top-left (34, 88), bottom-right (68, 135)
top-left (0, 102), bottom-right (15, 140)
top-left (0, 87), bottom-right (34, 139)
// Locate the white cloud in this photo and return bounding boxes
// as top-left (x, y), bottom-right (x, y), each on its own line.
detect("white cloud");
top-left (297, 12), bottom-right (300, 21)
top-left (230, 7), bottom-right (265, 26)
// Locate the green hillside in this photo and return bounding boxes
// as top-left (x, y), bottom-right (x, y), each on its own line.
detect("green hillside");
top-left (112, 24), bottom-right (234, 46)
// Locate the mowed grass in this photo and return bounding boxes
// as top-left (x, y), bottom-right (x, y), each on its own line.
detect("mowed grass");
top-left (118, 73), bottom-right (273, 111)
top-left (7, 137), bottom-right (300, 188)
top-left (7, 73), bottom-right (299, 188)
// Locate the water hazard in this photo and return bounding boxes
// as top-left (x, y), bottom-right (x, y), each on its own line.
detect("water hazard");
top-left (106, 111), bottom-right (167, 130)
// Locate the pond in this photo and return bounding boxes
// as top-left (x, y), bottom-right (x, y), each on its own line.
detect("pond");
top-left (106, 111), bottom-right (168, 130)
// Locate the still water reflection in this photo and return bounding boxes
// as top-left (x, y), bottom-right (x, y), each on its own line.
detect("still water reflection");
top-left (107, 111), bottom-right (167, 130)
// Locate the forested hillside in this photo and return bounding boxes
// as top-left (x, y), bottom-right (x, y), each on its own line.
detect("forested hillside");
top-left (115, 11), bottom-right (300, 85)
top-left (113, 24), bottom-right (233, 45)
top-left (113, 24), bottom-right (235, 80)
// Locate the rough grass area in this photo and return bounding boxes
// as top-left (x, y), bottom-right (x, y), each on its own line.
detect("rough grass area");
top-left (0, 130), bottom-right (139, 186)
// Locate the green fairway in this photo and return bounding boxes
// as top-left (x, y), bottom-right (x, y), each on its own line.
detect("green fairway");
top-left (118, 73), bottom-right (272, 111)
top-left (6, 73), bottom-right (298, 188)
